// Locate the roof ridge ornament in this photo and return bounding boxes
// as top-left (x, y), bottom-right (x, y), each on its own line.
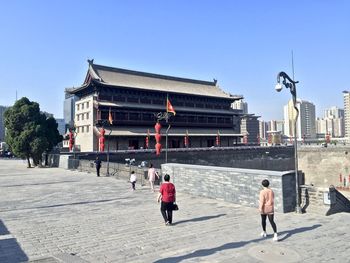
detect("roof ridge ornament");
top-left (87, 59), bottom-right (102, 82)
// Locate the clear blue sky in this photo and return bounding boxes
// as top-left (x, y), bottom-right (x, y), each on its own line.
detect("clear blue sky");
top-left (1, 0), bottom-right (349, 121)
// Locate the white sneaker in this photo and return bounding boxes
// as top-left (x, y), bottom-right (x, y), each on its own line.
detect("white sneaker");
top-left (273, 233), bottom-right (278, 242)
top-left (260, 231), bottom-right (267, 238)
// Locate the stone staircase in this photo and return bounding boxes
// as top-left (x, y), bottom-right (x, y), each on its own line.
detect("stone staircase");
top-left (326, 187), bottom-right (350, 216)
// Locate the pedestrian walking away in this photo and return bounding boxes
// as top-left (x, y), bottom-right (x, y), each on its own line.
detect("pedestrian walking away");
top-left (157, 174), bottom-right (176, 225)
top-left (94, 156), bottom-right (102, 177)
top-left (130, 171), bottom-right (137, 191)
top-left (259, 179), bottom-right (278, 241)
top-left (148, 163), bottom-right (159, 192)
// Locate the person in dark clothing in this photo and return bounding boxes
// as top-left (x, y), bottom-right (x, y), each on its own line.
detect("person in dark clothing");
top-left (94, 157), bottom-right (102, 177)
top-left (157, 174), bottom-right (176, 225)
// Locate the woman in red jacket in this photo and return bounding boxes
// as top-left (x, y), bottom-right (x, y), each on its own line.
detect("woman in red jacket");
top-left (157, 174), bottom-right (176, 225)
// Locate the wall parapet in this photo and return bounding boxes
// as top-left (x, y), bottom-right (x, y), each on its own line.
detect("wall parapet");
top-left (161, 163), bottom-right (296, 213)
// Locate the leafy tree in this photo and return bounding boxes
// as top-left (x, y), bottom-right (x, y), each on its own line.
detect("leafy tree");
top-left (4, 97), bottom-right (62, 167)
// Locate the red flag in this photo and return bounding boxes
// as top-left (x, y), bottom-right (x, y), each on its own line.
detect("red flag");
top-left (167, 99), bottom-right (176, 116)
top-left (108, 108), bottom-right (113, 125)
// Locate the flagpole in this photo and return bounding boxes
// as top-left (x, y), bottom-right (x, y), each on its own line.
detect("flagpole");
top-left (165, 94), bottom-right (169, 163)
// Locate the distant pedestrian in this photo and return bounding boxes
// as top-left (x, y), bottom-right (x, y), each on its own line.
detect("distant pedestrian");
top-left (130, 171), bottom-right (137, 191)
top-left (259, 179), bottom-right (278, 241)
top-left (94, 157), bottom-right (102, 177)
top-left (157, 174), bottom-right (176, 225)
top-left (148, 163), bottom-right (159, 192)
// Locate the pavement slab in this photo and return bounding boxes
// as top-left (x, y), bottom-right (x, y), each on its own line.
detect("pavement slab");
top-left (0, 159), bottom-right (349, 263)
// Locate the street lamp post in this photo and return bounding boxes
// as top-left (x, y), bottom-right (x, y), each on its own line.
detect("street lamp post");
top-left (154, 112), bottom-right (173, 163)
top-left (275, 71), bottom-right (302, 214)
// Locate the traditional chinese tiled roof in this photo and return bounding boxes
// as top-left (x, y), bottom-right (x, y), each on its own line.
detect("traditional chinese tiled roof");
top-left (70, 61), bottom-right (242, 100)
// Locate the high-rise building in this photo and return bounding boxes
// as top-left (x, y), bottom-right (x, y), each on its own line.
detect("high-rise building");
top-left (64, 93), bottom-right (78, 128)
top-left (259, 121), bottom-right (268, 139)
top-left (276, 120), bottom-right (284, 134)
top-left (0, 106), bottom-right (8, 141)
top-left (324, 106), bottom-right (344, 119)
top-left (240, 115), bottom-right (259, 144)
top-left (283, 99), bottom-right (316, 140)
top-left (55, 118), bottom-right (66, 135)
top-left (267, 120), bottom-right (284, 133)
top-left (343, 91), bottom-right (350, 138)
top-left (231, 99), bottom-right (248, 114)
top-left (317, 106), bottom-right (345, 138)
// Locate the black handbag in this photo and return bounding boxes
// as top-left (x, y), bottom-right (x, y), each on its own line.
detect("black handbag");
top-left (172, 203), bottom-right (179, 211)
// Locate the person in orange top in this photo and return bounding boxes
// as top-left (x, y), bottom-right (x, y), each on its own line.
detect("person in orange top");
top-left (259, 179), bottom-right (278, 241)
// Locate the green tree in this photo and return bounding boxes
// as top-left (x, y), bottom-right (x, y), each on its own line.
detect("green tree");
top-left (4, 97), bottom-right (62, 167)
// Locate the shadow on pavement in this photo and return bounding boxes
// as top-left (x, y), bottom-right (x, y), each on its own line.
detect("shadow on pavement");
top-left (154, 224), bottom-right (322, 262)
top-left (154, 237), bottom-right (261, 263)
top-left (278, 224), bottom-right (322, 241)
top-left (0, 220), bottom-right (10, 235)
top-left (0, 220), bottom-right (28, 263)
top-left (0, 197), bottom-right (126, 212)
top-left (172, 214), bottom-right (226, 225)
top-left (0, 180), bottom-right (80, 188)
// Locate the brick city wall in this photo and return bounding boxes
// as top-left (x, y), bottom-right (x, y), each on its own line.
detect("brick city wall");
top-left (161, 163), bottom-right (296, 213)
top-left (65, 145), bottom-right (294, 171)
top-left (298, 147), bottom-right (350, 188)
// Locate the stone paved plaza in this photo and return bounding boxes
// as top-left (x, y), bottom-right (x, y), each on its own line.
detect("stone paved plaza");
top-left (0, 159), bottom-right (349, 263)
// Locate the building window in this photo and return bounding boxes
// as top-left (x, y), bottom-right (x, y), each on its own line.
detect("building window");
top-left (207, 139), bottom-right (215, 147)
top-left (208, 117), bottom-right (216, 124)
top-left (86, 112), bottom-right (89, 119)
top-left (171, 139), bottom-right (180, 148)
top-left (129, 140), bottom-right (139, 150)
top-left (82, 103), bottom-right (84, 110)
top-left (81, 126), bottom-right (84, 133)
top-left (86, 102), bottom-right (89, 108)
top-left (86, 125), bottom-right (89, 133)
top-left (82, 114), bottom-right (84, 120)
top-left (77, 114), bottom-right (80, 121)
top-left (142, 113), bottom-right (153, 121)
top-left (77, 104), bottom-right (80, 111)
top-left (129, 113), bottom-right (139, 121)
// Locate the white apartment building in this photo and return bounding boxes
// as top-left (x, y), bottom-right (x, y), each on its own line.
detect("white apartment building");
top-left (316, 106), bottom-right (344, 138)
top-left (284, 99), bottom-right (316, 140)
top-left (231, 99), bottom-right (248, 114)
top-left (343, 91), bottom-right (350, 138)
top-left (259, 121), bottom-right (268, 139)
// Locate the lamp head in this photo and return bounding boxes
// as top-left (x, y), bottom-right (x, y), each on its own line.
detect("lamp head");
top-left (275, 83), bottom-right (283, 92)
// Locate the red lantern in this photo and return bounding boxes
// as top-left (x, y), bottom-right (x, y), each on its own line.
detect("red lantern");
top-left (326, 133), bottom-right (330, 144)
top-left (155, 122), bottom-right (162, 133)
top-left (155, 133), bottom-right (162, 142)
top-left (99, 128), bottom-right (105, 152)
top-left (216, 131), bottom-right (220, 147)
top-left (184, 136), bottom-right (188, 147)
top-left (145, 136), bottom-right (149, 149)
top-left (155, 143), bottom-right (162, 155)
top-left (243, 134), bottom-right (248, 145)
top-left (154, 122), bottom-right (162, 155)
top-left (69, 130), bottom-right (74, 152)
